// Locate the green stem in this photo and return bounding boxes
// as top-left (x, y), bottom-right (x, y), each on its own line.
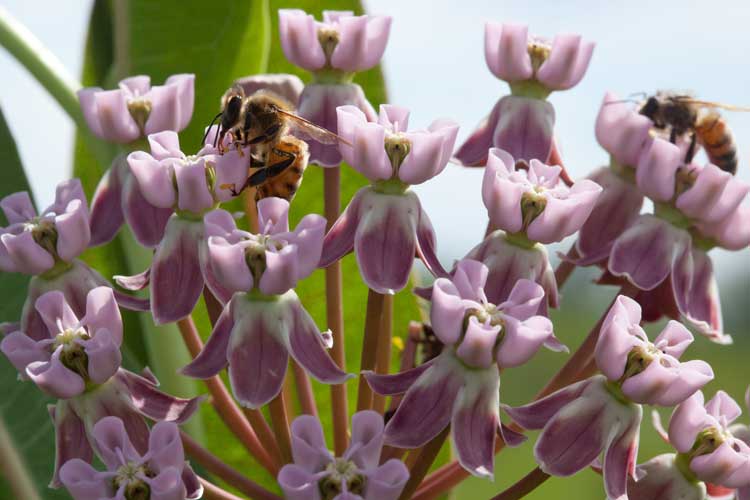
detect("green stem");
top-left (0, 418), bottom-right (41, 500)
top-left (0, 6), bottom-right (114, 169)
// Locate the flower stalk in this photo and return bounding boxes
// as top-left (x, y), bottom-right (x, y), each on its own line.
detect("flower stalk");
top-left (399, 426), bottom-right (451, 500)
top-left (357, 289), bottom-right (388, 411)
top-left (268, 391), bottom-right (293, 465)
top-left (491, 466), bottom-right (551, 500)
top-left (373, 294), bottom-right (394, 414)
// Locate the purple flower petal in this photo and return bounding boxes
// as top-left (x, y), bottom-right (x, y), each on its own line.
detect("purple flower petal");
top-left (621, 356), bottom-right (713, 406)
top-left (451, 370), bottom-right (500, 479)
top-left (595, 92), bottom-right (653, 167)
top-left (278, 464), bottom-right (324, 500)
top-left (492, 96), bottom-right (555, 164)
top-left (456, 317), bottom-right (501, 368)
top-left (320, 188), bottom-right (364, 268)
top-left (147, 421), bottom-right (184, 472)
top-left (83, 330), bottom-right (122, 384)
top-left (0, 331), bottom-right (49, 374)
top-left (259, 245), bottom-right (299, 295)
top-left (89, 156), bottom-right (127, 247)
top-left (113, 369), bottom-right (203, 424)
top-left (595, 295), bottom-right (643, 381)
top-left (501, 377), bottom-right (594, 430)
top-left (673, 248), bottom-right (726, 342)
top-left (51, 402), bottom-right (93, 488)
top-left (354, 189), bottom-right (419, 294)
top-left (537, 34), bottom-right (594, 90)
top-left (173, 158), bottom-right (215, 213)
top-left (415, 202), bottom-right (447, 279)
top-left (122, 173), bottom-right (172, 248)
top-left (331, 15), bottom-right (391, 72)
top-left (1, 191), bottom-right (36, 223)
top-left (78, 87), bottom-right (140, 143)
top-left (228, 302), bottom-right (290, 408)
top-left (602, 412), bottom-right (641, 500)
top-left (1, 231), bottom-right (55, 275)
top-left (181, 300), bottom-right (234, 378)
top-left (206, 236), bottom-right (253, 294)
top-left (363, 359), bottom-right (436, 396)
top-left (497, 315), bottom-right (556, 368)
top-left (127, 151), bottom-right (176, 209)
top-left (278, 9), bottom-right (326, 71)
top-left (114, 267), bottom-right (150, 291)
top-left (384, 353), bottom-right (463, 448)
top-left (429, 279), bottom-right (465, 346)
top-left (677, 163), bottom-right (748, 224)
top-left (150, 217), bottom-right (205, 324)
top-left (608, 215), bottom-right (692, 291)
top-left (147, 466), bottom-right (186, 500)
top-left (453, 100), bottom-right (502, 167)
top-left (287, 297), bottom-right (351, 384)
top-left (636, 138), bottom-right (682, 202)
top-left (235, 73), bottom-right (304, 106)
top-left (83, 286), bottom-right (122, 344)
top-left (285, 213), bottom-right (326, 280)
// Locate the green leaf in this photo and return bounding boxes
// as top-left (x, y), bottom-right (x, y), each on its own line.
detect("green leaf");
top-left (0, 107), bottom-right (69, 499)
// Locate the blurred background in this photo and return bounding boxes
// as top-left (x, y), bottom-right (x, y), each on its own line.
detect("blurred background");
top-left (1, 1), bottom-right (748, 498)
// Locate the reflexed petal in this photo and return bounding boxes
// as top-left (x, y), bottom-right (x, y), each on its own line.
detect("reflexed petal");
top-left (453, 100), bottom-right (502, 167)
top-left (363, 459), bottom-right (409, 500)
top-left (320, 188), bottom-right (364, 267)
top-left (150, 217), bottom-right (205, 324)
top-left (122, 174), bottom-right (172, 248)
top-left (627, 454), bottom-right (707, 500)
top-left (51, 402), bottom-right (94, 488)
top-left (181, 300), bottom-right (234, 378)
top-left (287, 298), bottom-right (351, 384)
top-left (484, 23), bottom-right (532, 82)
top-left (228, 303), bottom-right (290, 408)
top-left (492, 96), bottom-right (555, 164)
top-left (384, 353), bottom-right (463, 448)
top-left (114, 267), bottom-right (150, 291)
top-left (603, 410), bottom-right (641, 500)
top-left (501, 377), bottom-right (594, 430)
top-left (289, 414), bottom-right (331, 471)
top-left (608, 215), bottom-right (691, 291)
top-left (451, 368), bottom-right (500, 479)
top-left (363, 359), bottom-right (436, 396)
top-left (127, 151), bottom-right (176, 208)
top-left (673, 248), bottom-right (726, 343)
top-left (347, 410), bottom-right (385, 469)
top-left (278, 464), bottom-right (324, 500)
top-left (113, 369), bottom-right (203, 423)
top-left (574, 167), bottom-right (643, 265)
top-left (181, 463), bottom-right (203, 500)
top-left (89, 156), bottom-right (126, 247)
top-left (353, 190), bottom-right (419, 294)
top-left (415, 206), bottom-right (448, 280)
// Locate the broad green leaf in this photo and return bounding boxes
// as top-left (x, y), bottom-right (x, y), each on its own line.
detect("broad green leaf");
top-left (0, 107), bottom-right (69, 499)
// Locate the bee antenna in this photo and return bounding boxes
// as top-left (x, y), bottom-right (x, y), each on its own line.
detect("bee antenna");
top-left (201, 111), bottom-right (223, 148)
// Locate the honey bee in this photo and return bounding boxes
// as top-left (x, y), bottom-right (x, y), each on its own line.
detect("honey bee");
top-left (204, 85), bottom-right (351, 201)
top-left (639, 92), bottom-right (750, 174)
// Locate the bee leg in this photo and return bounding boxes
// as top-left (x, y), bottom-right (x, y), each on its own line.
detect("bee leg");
top-left (685, 132), bottom-right (698, 163)
top-left (669, 127), bottom-right (678, 144)
top-left (227, 150), bottom-right (296, 198)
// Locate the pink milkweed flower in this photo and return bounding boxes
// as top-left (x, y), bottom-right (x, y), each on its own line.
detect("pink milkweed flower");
top-left (454, 24), bottom-right (594, 166)
top-left (278, 10), bottom-right (387, 166)
top-left (120, 130), bottom-right (248, 324)
top-left (626, 453), bottom-right (707, 500)
top-left (279, 10), bottom-right (391, 74)
top-left (278, 411), bottom-right (409, 500)
top-left (365, 260), bottom-right (564, 478)
top-left (730, 388), bottom-right (750, 500)
top-left (319, 105), bottom-right (458, 294)
top-left (79, 74), bottom-right (195, 247)
top-left (607, 137), bottom-right (749, 343)
top-left (572, 92), bottom-right (650, 265)
top-left (482, 148), bottom-right (602, 244)
top-left (0, 181), bottom-right (147, 340)
top-left (668, 391), bottom-right (750, 492)
top-left (0, 288), bottom-right (201, 486)
top-left (233, 73), bottom-right (305, 105)
top-left (181, 200), bottom-right (351, 408)
top-left (59, 417), bottom-right (202, 500)
top-left (504, 295), bottom-right (712, 500)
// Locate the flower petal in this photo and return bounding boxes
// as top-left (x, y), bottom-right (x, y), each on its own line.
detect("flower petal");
top-left (278, 9), bottom-right (326, 71)
top-left (595, 295), bottom-right (643, 381)
top-left (27, 349), bottom-right (86, 398)
top-left (127, 151), bottom-right (176, 208)
top-left (453, 100), bottom-right (502, 167)
top-left (484, 23), bottom-right (532, 82)
top-left (83, 329), bottom-right (122, 384)
top-left (150, 217), bottom-right (205, 324)
top-left (415, 203), bottom-right (447, 279)
top-left (501, 377), bottom-right (594, 430)
top-left (89, 156), bottom-right (126, 247)
top-left (206, 236), bottom-right (253, 294)
top-left (364, 459), bottom-right (409, 500)
top-left (1, 231), bottom-right (55, 275)
top-left (83, 286), bottom-right (122, 344)
top-left (497, 315), bottom-right (555, 368)
top-left (1, 191), bottom-right (36, 223)
top-left (58, 459), bottom-right (110, 498)
top-left (286, 298), bottom-right (351, 384)
top-left (384, 353), bottom-right (463, 448)
top-left (91, 415), bottom-right (141, 470)
top-left (363, 359), bottom-right (436, 396)
top-left (278, 464), bottom-right (323, 500)
top-left (492, 96), bottom-right (555, 164)
top-left (235, 73), bottom-right (304, 107)
top-left (347, 410), bottom-right (385, 469)
top-left (636, 138), bottom-right (681, 202)
top-left (51, 402), bottom-right (94, 488)
top-left (113, 369), bottom-right (203, 424)
top-left (259, 245), bottom-right (299, 295)
top-left (0, 331), bottom-right (49, 374)
top-left (603, 411), bottom-right (641, 500)
top-left (537, 34), bottom-right (594, 90)
top-left (181, 300), bottom-right (234, 378)
top-left (289, 414), bottom-right (332, 472)
top-left (228, 302), bottom-right (290, 408)
top-left (147, 421), bottom-right (184, 472)
top-left (319, 188), bottom-right (364, 267)
top-left (147, 466), bottom-right (186, 500)
top-left (595, 92), bottom-right (653, 167)
top-left (122, 173), bottom-right (172, 248)
top-left (174, 158), bottom-right (215, 213)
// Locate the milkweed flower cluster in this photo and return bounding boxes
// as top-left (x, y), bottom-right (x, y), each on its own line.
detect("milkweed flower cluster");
top-left (1, 6), bottom-right (748, 500)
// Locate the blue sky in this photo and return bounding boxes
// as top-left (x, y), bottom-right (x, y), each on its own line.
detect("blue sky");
top-left (1, 0), bottom-right (749, 280)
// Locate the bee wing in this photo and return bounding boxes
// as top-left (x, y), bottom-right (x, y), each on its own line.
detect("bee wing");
top-left (275, 108), bottom-right (352, 146)
top-left (678, 98), bottom-right (750, 112)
